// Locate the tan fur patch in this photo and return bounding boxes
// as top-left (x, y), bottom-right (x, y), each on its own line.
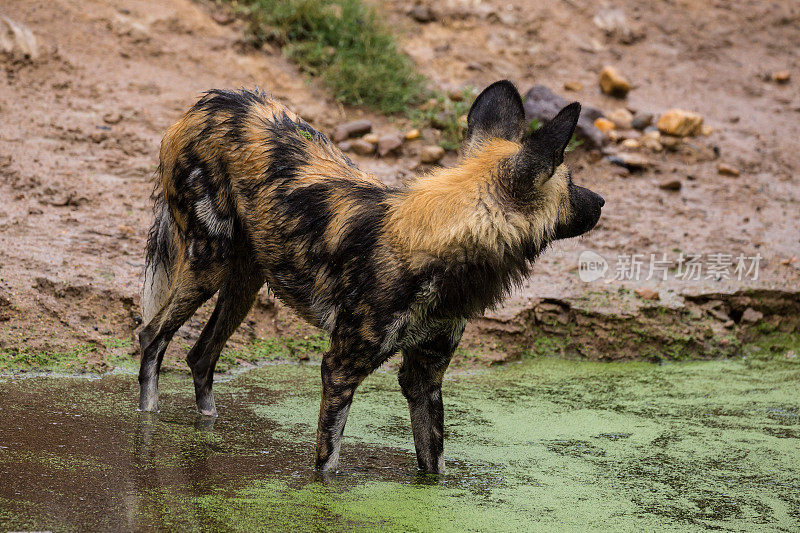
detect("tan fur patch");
top-left (386, 139), bottom-right (520, 256)
top-left (385, 140), bottom-right (573, 266)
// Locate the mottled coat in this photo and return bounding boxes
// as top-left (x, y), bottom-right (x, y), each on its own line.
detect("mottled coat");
top-left (138, 80), bottom-right (604, 473)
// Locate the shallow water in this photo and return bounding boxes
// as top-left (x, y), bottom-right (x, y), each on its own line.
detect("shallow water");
top-left (0, 357), bottom-right (798, 531)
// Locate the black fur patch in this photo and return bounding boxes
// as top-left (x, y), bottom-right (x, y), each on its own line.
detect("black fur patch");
top-left (465, 80), bottom-right (526, 144)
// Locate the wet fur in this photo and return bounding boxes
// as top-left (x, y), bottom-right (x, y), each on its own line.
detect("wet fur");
top-left (138, 82), bottom-right (603, 473)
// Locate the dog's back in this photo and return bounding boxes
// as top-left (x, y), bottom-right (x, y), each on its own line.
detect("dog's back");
top-left (147, 89), bottom-right (397, 331)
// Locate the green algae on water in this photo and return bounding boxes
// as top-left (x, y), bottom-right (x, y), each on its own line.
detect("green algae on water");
top-left (0, 356), bottom-right (798, 531)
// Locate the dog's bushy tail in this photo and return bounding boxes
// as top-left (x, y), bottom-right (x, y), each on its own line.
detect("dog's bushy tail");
top-left (142, 192), bottom-right (178, 325)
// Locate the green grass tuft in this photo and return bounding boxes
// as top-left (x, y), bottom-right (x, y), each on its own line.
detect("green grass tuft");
top-left (231, 0), bottom-right (427, 114)
top-left (410, 88), bottom-right (474, 150)
top-left (0, 344), bottom-right (100, 372)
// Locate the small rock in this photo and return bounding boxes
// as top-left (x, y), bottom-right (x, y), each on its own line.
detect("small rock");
top-left (631, 112), bottom-right (653, 130)
top-left (607, 152), bottom-right (650, 171)
top-left (659, 134), bottom-right (681, 150)
top-left (773, 70), bottom-right (790, 84)
top-left (701, 125), bottom-right (714, 136)
top-left (337, 140), bottom-right (353, 152)
top-left (599, 66), bottom-right (631, 98)
top-left (466, 62), bottom-right (483, 71)
top-left (607, 130), bottom-right (622, 143)
top-left (641, 136), bottom-right (663, 152)
top-left (447, 88), bottom-right (464, 101)
top-left (524, 85), bottom-right (605, 148)
top-left (658, 179), bottom-right (681, 191)
top-left (741, 307), bottom-right (763, 324)
top-left (102, 112), bottom-right (123, 125)
top-left (350, 139), bottom-right (375, 155)
top-left (118, 225), bottom-right (136, 238)
top-left (333, 119), bottom-right (372, 142)
top-left (113, 15), bottom-right (150, 42)
top-left (420, 145), bottom-right (445, 164)
top-left (707, 305), bottom-right (730, 322)
top-left (592, 7), bottom-right (644, 44)
top-left (421, 127), bottom-right (441, 143)
top-left (410, 5), bottom-right (435, 23)
top-left (579, 38), bottom-right (606, 54)
top-left (657, 109), bottom-right (703, 137)
top-left (362, 133), bottom-right (379, 145)
top-left (404, 128), bottom-right (421, 140)
top-left (594, 117), bottom-right (615, 133)
top-left (89, 131), bottom-right (107, 143)
top-left (621, 138), bottom-right (639, 149)
top-left (377, 134), bottom-right (403, 157)
top-left (635, 287), bottom-right (659, 300)
top-left (723, 320), bottom-right (735, 329)
top-left (607, 108), bottom-right (633, 129)
top-left (212, 12), bottom-right (234, 25)
top-left (563, 81), bottom-right (583, 92)
top-left (496, 12), bottom-right (516, 26)
top-left (717, 163), bottom-right (740, 177)
top-left (431, 112), bottom-right (451, 130)
top-left (0, 15), bottom-right (39, 60)
top-left (610, 165), bottom-right (631, 178)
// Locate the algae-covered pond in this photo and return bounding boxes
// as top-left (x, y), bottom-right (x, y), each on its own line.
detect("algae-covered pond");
top-left (0, 356), bottom-right (798, 531)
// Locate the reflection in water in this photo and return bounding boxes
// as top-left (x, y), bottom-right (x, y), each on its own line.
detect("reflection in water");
top-left (194, 414), bottom-right (217, 432)
top-left (132, 410), bottom-right (218, 530)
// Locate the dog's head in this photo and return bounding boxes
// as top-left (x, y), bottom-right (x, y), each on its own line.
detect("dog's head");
top-left (464, 80), bottom-right (604, 242)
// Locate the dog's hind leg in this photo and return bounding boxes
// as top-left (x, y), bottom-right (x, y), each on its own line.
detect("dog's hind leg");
top-left (186, 258), bottom-right (265, 417)
top-left (398, 321), bottom-right (465, 474)
top-left (138, 254), bottom-right (225, 412)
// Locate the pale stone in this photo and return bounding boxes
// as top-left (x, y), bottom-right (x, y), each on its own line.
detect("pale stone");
top-left (657, 109), bottom-right (703, 137)
top-left (599, 66), bottom-right (631, 98)
top-left (420, 145), bottom-right (445, 163)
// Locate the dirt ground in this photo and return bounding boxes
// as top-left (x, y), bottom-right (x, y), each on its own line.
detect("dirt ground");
top-left (0, 0), bottom-right (798, 368)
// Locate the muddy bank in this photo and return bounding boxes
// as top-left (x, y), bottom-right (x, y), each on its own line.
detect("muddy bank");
top-left (466, 287), bottom-right (800, 363)
top-left (1, 356), bottom-right (798, 531)
top-left (1, 0), bottom-right (799, 368)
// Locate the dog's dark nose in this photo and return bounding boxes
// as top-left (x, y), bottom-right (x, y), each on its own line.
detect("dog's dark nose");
top-left (598, 195), bottom-right (605, 207)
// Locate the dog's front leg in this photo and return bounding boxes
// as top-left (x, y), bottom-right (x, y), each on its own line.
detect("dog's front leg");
top-left (399, 323), bottom-right (464, 474)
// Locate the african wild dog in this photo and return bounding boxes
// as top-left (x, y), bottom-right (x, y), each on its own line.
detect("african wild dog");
top-left (139, 80), bottom-right (604, 473)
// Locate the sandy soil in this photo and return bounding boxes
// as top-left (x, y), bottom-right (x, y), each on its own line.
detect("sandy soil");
top-left (0, 0), bottom-right (798, 367)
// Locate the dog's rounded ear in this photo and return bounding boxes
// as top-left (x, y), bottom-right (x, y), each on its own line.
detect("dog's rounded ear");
top-left (534, 102), bottom-right (581, 167)
top-left (510, 102), bottom-right (582, 194)
top-left (520, 102), bottom-right (581, 179)
top-left (464, 80), bottom-right (526, 144)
